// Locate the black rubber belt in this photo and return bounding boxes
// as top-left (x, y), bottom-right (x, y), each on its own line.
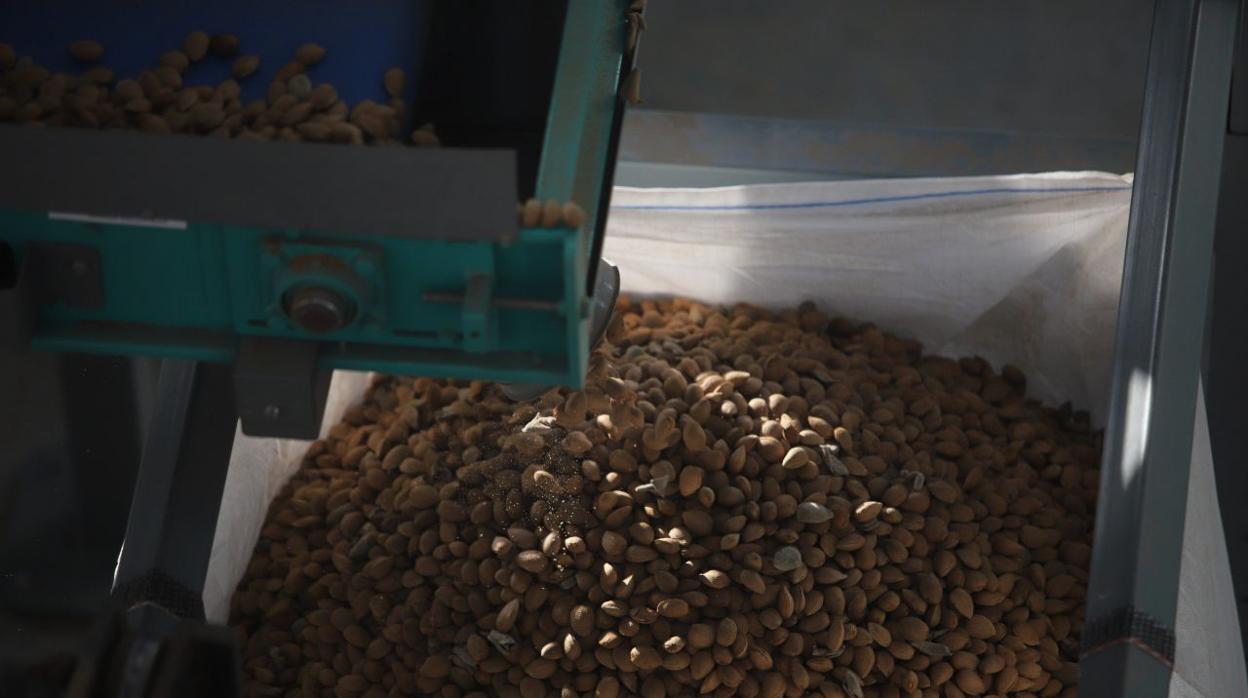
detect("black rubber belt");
top-left (1081, 605), bottom-right (1176, 667)
top-left (113, 570), bottom-right (205, 621)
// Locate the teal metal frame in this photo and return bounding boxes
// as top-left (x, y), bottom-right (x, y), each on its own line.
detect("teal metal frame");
top-left (1081, 0), bottom-right (1241, 695)
top-left (0, 0), bottom-right (628, 389)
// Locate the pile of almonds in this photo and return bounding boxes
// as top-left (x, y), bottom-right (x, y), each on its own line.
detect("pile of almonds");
top-left (518, 197), bottom-right (588, 231)
top-left (230, 298), bottom-right (1099, 697)
top-left (0, 32), bottom-right (438, 145)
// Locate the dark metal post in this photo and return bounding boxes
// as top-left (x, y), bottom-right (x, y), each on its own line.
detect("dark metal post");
top-left (111, 360), bottom-right (238, 620)
top-left (1206, 2), bottom-right (1248, 667)
top-left (1081, 0), bottom-right (1240, 695)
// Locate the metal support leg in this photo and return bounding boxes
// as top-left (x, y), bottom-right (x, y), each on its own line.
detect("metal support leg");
top-left (1208, 123), bottom-right (1248, 668)
top-left (1081, 0), bottom-right (1240, 695)
top-left (111, 360), bottom-right (237, 620)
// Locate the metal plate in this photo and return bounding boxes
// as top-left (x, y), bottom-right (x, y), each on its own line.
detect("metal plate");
top-left (1081, 0), bottom-right (1240, 695)
top-left (0, 126), bottom-right (518, 241)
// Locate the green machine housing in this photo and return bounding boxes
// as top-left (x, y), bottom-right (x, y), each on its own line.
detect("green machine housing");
top-left (0, 1), bottom-right (636, 437)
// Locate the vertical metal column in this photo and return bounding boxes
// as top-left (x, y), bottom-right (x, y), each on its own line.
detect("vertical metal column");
top-left (111, 360), bottom-right (237, 620)
top-left (1081, 0), bottom-right (1240, 695)
top-left (1206, 2), bottom-right (1248, 669)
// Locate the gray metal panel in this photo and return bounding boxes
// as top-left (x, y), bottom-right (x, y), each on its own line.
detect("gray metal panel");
top-left (1082, 0), bottom-right (1240, 695)
top-left (0, 125), bottom-right (517, 241)
top-left (637, 0), bottom-right (1151, 140)
top-left (619, 109), bottom-right (1139, 179)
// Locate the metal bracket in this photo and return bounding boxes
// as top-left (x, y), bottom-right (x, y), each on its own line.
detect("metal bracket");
top-left (260, 241), bottom-right (383, 335)
top-left (462, 273), bottom-right (493, 353)
top-left (32, 242), bottom-right (105, 309)
top-left (0, 242), bottom-right (103, 352)
top-left (500, 258), bottom-right (620, 402)
top-left (234, 337), bottom-right (331, 439)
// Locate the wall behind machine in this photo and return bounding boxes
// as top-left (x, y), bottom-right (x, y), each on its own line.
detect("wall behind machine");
top-left (619, 0), bottom-right (1153, 183)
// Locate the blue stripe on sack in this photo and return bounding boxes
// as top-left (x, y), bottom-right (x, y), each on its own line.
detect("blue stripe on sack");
top-left (610, 186), bottom-right (1131, 212)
